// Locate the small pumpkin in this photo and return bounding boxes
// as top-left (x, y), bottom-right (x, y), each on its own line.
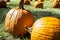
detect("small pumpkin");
top-left (34, 1), bottom-right (43, 8)
top-left (31, 17), bottom-right (60, 40)
top-left (0, 0), bottom-right (7, 8)
top-left (52, 0), bottom-right (60, 8)
top-left (24, 0), bottom-right (30, 5)
top-left (5, 0), bottom-right (34, 36)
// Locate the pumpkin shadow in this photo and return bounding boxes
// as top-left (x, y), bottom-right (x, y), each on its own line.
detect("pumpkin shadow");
top-left (31, 10), bottom-right (60, 20)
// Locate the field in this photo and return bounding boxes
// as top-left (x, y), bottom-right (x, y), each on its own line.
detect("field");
top-left (0, 0), bottom-right (60, 40)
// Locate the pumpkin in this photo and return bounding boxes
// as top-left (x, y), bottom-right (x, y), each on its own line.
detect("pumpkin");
top-left (24, 0), bottom-right (30, 5)
top-left (0, 0), bottom-right (7, 8)
top-left (34, 1), bottom-right (43, 8)
top-left (5, 0), bottom-right (34, 36)
top-left (52, 0), bottom-right (60, 8)
top-left (31, 17), bottom-right (60, 40)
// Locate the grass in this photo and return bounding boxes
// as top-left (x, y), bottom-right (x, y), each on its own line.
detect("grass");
top-left (0, 0), bottom-right (60, 40)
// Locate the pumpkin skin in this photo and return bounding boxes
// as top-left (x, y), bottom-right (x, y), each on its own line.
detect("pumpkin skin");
top-left (5, 8), bottom-right (34, 36)
top-left (34, 1), bottom-right (43, 8)
top-left (52, 0), bottom-right (60, 8)
top-left (0, 0), bottom-right (7, 8)
top-left (24, 0), bottom-right (30, 5)
top-left (5, 0), bottom-right (34, 36)
top-left (31, 17), bottom-right (60, 40)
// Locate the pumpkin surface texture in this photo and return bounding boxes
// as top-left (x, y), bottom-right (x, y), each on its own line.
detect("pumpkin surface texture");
top-left (31, 17), bottom-right (60, 40)
top-left (5, 0), bottom-right (34, 36)
top-left (0, 0), bottom-right (7, 8)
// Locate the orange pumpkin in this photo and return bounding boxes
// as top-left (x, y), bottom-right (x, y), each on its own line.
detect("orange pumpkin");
top-left (0, 0), bottom-right (7, 8)
top-left (34, 1), bottom-right (43, 8)
top-left (52, 0), bottom-right (60, 8)
top-left (5, 0), bottom-right (34, 36)
top-left (24, 0), bottom-right (30, 5)
top-left (31, 17), bottom-right (60, 40)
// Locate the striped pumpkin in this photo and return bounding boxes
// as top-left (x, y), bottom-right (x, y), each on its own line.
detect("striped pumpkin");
top-left (5, 0), bottom-right (34, 36)
top-left (31, 17), bottom-right (60, 40)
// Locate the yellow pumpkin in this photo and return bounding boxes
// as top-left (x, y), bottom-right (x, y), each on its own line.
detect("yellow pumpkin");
top-left (31, 17), bottom-right (60, 40)
top-left (5, 0), bottom-right (34, 36)
top-left (0, 0), bottom-right (7, 8)
top-left (34, 1), bottom-right (43, 8)
top-left (52, 0), bottom-right (60, 8)
top-left (24, 0), bottom-right (30, 5)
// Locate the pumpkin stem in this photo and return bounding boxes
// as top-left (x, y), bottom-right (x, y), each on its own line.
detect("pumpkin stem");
top-left (19, 0), bottom-right (24, 9)
top-left (24, 25), bottom-right (32, 34)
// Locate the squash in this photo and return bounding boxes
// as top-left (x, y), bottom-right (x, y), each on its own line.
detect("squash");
top-left (31, 17), bottom-right (60, 40)
top-left (5, 0), bottom-right (34, 36)
top-left (34, 1), bottom-right (43, 8)
top-left (24, 0), bottom-right (30, 5)
top-left (52, 0), bottom-right (60, 8)
top-left (0, 0), bottom-right (7, 8)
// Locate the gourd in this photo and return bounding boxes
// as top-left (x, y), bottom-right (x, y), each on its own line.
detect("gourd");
top-left (52, 0), bottom-right (60, 8)
top-left (31, 17), bottom-right (60, 40)
top-left (24, 0), bottom-right (30, 5)
top-left (34, 1), bottom-right (43, 8)
top-left (0, 0), bottom-right (7, 8)
top-left (5, 0), bottom-right (34, 36)
top-left (25, 17), bottom-right (60, 40)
